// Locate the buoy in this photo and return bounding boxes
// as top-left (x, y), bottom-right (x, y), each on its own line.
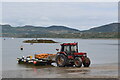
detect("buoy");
top-left (20, 46), bottom-right (23, 50)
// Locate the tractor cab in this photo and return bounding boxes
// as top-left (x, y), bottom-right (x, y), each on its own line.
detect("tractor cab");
top-left (55, 42), bottom-right (91, 67)
top-left (60, 43), bottom-right (78, 55)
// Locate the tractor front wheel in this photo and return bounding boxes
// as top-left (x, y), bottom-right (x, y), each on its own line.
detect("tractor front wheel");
top-left (55, 54), bottom-right (67, 67)
top-left (83, 57), bottom-right (91, 67)
top-left (74, 57), bottom-right (82, 67)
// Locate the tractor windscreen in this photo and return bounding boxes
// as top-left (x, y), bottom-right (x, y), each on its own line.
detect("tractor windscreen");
top-left (70, 45), bottom-right (78, 53)
top-left (61, 45), bottom-right (70, 52)
top-left (61, 45), bottom-right (78, 53)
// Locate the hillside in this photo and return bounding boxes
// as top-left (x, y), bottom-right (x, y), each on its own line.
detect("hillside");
top-left (1, 23), bottom-right (120, 38)
top-left (83, 23), bottom-right (120, 32)
top-left (1, 25), bottom-right (80, 35)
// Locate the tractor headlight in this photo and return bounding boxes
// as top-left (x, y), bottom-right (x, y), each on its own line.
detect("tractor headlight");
top-left (83, 53), bottom-right (87, 56)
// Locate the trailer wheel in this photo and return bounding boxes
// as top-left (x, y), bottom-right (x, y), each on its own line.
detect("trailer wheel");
top-left (83, 57), bottom-right (91, 67)
top-left (56, 54), bottom-right (67, 67)
top-left (74, 57), bottom-right (82, 67)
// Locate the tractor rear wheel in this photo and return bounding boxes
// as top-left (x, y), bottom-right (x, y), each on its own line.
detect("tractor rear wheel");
top-left (56, 54), bottom-right (67, 67)
top-left (83, 57), bottom-right (91, 67)
top-left (74, 57), bottom-right (82, 67)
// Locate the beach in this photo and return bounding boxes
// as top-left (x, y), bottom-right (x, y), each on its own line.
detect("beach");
top-left (2, 63), bottom-right (118, 78)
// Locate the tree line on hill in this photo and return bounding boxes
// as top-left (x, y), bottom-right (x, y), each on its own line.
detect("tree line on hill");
top-left (1, 23), bottom-right (120, 39)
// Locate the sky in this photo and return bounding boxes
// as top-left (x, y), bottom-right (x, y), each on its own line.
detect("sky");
top-left (2, 2), bottom-right (118, 30)
top-left (1, 0), bottom-right (119, 2)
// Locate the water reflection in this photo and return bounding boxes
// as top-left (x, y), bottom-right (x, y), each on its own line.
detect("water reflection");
top-left (17, 62), bottom-right (91, 77)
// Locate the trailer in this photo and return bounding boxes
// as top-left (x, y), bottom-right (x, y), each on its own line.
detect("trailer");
top-left (17, 53), bottom-right (56, 66)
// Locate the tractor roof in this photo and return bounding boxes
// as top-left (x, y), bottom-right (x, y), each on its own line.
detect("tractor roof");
top-left (61, 43), bottom-right (77, 46)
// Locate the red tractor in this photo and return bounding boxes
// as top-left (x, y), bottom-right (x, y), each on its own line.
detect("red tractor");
top-left (55, 43), bottom-right (91, 67)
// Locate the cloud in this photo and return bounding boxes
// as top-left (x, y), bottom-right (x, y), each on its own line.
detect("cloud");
top-left (2, 2), bottom-right (118, 30)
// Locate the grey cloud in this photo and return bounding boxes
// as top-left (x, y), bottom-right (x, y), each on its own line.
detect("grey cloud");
top-left (2, 2), bottom-right (118, 30)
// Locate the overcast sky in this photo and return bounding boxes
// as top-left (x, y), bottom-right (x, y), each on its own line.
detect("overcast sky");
top-left (2, 2), bottom-right (118, 30)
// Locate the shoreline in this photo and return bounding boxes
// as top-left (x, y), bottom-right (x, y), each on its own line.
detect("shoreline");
top-left (2, 63), bottom-right (118, 78)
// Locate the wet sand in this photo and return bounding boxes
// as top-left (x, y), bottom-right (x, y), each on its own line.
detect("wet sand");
top-left (2, 63), bottom-right (118, 78)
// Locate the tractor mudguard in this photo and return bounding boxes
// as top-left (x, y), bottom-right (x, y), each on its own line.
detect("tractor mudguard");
top-left (74, 52), bottom-right (86, 55)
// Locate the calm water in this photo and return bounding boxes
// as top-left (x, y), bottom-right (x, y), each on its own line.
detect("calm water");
top-left (2, 38), bottom-right (118, 71)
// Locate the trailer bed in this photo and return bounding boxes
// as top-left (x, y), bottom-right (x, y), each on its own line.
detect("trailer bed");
top-left (17, 54), bottom-right (56, 66)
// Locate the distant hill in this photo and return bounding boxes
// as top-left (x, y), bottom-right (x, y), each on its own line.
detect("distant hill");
top-left (46, 25), bottom-right (80, 33)
top-left (1, 25), bottom-right (80, 35)
top-left (1, 23), bottom-right (120, 38)
top-left (83, 23), bottom-right (120, 32)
